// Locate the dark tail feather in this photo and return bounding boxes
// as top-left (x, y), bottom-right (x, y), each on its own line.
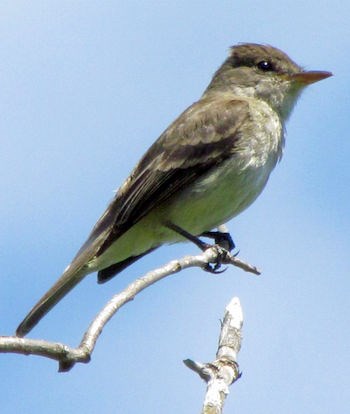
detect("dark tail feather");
top-left (17, 247), bottom-right (159, 336)
top-left (16, 266), bottom-right (88, 337)
top-left (97, 247), bottom-right (158, 284)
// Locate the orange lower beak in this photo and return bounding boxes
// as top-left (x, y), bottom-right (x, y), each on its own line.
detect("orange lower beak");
top-left (291, 70), bottom-right (333, 85)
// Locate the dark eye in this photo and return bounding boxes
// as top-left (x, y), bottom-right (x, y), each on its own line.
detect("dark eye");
top-left (257, 60), bottom-right (274, 71)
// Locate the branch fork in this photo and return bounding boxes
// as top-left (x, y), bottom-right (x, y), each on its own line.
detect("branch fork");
top-left (184, 297), bottom-right (244, 413)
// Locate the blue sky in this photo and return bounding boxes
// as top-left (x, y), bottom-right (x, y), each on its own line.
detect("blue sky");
top-left (0, 1), bottom-right (349, 413)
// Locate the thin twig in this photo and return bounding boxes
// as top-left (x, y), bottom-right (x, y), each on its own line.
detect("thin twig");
top-left (184, 297), bottom-right (243, 414)
top-left (0, 248), bottom-right (256, 372)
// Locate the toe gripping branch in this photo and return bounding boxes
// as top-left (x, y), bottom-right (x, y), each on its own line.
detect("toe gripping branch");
top-left (165, 222), bottom-right (237, 274)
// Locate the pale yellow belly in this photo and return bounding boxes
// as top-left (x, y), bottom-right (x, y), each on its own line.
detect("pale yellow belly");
top-left (91, 156), bottom-right (276, 271)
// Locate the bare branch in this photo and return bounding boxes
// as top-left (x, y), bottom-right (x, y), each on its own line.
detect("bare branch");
top-left (0, 336), bottom-right (89, 365)
top-left (0, 247), bottom-right (255, 372)
top-left (184, 297), bottom-right (243, 414)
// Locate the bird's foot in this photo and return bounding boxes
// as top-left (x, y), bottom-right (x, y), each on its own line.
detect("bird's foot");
top-left (202, 245), bottom-right (230, 274)
top-left (165, 222), bottom-right (237, 274)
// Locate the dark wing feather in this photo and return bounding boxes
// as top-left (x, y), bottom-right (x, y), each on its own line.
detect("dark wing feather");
top-left (73, 98), bottom-right (249, 265)
top-left (15, 98), bottom-right (249, 337)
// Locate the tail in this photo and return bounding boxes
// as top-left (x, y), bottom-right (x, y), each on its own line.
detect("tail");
top-left (16, 265), bottom-right (89, 337)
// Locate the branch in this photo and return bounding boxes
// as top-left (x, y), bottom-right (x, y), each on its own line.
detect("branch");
top-left (0, 247), bottom-right (257, 372)
top-left (184, 296), bottom-right (243, 414)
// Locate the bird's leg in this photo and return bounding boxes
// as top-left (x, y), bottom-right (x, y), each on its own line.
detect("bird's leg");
top-left (164, 222), bottom-right (211, 251)
top-left (200, 231), bottom-right (235, 252)
top-left (164, 222), bottom-right (229, 274)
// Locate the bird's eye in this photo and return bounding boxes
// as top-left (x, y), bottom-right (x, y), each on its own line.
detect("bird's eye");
top-left (257, 60), bottom-right (274, 71)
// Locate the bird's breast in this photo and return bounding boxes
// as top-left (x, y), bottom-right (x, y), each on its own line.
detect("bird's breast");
top-left (163, 99), bottom-right (284, 235)
top-left (92, 100), bottom-right (284, 269)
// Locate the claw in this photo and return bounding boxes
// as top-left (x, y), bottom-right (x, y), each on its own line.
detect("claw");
top-left (203, 263), bottom-right (228, 274)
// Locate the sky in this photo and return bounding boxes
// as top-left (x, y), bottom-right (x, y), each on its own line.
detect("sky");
top-left (0, 1), bottom-right (349, 413)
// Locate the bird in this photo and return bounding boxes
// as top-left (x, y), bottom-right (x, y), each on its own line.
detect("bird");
top-left (16, 43), bottom-right (332, 337)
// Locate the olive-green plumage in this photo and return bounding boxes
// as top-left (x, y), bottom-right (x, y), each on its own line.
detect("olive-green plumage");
top-left (16, 43), bottom-right (331, 337)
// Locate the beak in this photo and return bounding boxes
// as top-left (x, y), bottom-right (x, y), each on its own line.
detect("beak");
top-left (290, 70), bottom-right (333, 85)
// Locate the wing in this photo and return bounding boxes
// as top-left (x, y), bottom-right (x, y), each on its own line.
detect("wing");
top-left (71, 98), bottom-right (249, 269)
top-left (15, 98), bottom-right (249, 336)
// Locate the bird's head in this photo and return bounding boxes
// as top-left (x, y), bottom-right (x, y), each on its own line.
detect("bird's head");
top-left (205, 43), bottom-right (332, 119)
